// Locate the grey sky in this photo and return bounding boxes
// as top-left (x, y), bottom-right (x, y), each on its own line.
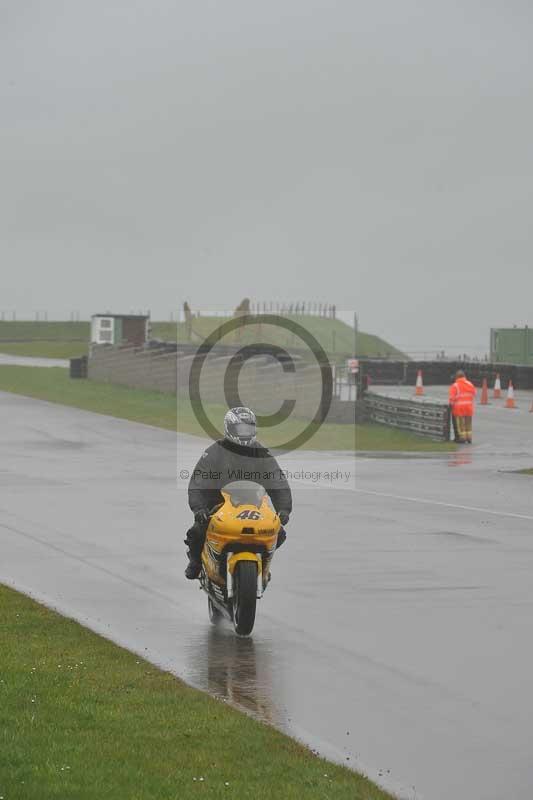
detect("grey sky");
top-left (2, 1), bottom-right (532, 355)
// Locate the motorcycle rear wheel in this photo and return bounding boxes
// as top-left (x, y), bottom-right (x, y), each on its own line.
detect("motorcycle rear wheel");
top-left (233, 561), bottom-right (257, 637)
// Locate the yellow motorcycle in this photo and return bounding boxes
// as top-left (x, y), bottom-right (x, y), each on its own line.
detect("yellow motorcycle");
top-left (200, 480), bottom-right (281, 636)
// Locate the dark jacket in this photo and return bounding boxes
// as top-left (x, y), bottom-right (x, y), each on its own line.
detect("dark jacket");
top-left (188, 439), bottom-right (292, 515)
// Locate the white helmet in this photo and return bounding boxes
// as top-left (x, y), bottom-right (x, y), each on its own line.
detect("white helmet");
top-left (224, 407), bottom-right (257, 447)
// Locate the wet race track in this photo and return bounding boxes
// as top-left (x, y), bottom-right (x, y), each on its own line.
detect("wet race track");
top-left (2, 389), bottom-right (533, 799)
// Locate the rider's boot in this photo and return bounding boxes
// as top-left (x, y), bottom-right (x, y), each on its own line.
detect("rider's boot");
top-left (184, 527), bottom-right (205, 580)
top-left (185, 558), bottom-right (202, 580)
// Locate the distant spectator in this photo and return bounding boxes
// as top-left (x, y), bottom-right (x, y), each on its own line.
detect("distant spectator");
top-left (184, 301), bottom-right (193, 341)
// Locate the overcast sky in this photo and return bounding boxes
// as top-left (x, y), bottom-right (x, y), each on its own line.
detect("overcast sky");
top-left (2, 1), bottom-right (532, 355)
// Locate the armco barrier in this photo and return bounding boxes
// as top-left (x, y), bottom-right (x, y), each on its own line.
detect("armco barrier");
top-left (365, 392), bottom-right (451, 441)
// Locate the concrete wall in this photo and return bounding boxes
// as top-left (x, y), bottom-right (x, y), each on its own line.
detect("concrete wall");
top-left (88, 345), bottom-right (357, 425)
top-left (360, 359), bottom-right (533, 390)
top-left (89, 345), bottom-right (177, 393)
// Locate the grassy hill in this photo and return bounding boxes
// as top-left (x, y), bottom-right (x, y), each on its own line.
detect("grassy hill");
top-left (0, 320), bottom-right (89, 341)
top-left (0, 316), bottom-right (405, 360)
top-left (172, 314), bottom-right (404, 359)
top-left (0, 321), bottom-right (91, 359)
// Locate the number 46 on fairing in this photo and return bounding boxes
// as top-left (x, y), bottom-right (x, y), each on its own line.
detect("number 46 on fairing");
top-left (236, 509), bottom-right (261, 520)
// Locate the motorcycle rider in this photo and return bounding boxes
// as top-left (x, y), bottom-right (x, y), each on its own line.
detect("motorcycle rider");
top-left (184, 406), bottom-right (292, 579)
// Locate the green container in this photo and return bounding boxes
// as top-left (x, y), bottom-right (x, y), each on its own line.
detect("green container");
top-left (491, 327), bottom-right (533, 365)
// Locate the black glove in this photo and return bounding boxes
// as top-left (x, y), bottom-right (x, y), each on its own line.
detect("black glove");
top-left (276, 529), bottom-right (287, 549)
top-left (194, 509), bottom-right (210, 525)
top-left (278, 510), bottom-right (290, 526)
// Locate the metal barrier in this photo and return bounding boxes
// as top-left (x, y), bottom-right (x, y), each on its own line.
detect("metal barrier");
top-left (365, 392), bottom-right (451, 441)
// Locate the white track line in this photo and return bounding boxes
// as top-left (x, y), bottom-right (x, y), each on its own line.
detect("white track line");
top-left (355, 488), bottom-right (533, 522)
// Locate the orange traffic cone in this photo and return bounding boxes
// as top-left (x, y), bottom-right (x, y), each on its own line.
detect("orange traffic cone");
top-left (493, 374), bottom-right (502, 398)
top-left (505, 381), bottom-right (516, 409)
top-left (415, 369), bottom-right (424, 396)
top-left (480, 378), bottom-right (489, 405)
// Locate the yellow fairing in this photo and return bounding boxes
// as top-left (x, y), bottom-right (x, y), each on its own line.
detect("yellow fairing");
top-left (201, 491), bottom-right (281, 588)
top-left (210, 491), bottom-right (281, 539)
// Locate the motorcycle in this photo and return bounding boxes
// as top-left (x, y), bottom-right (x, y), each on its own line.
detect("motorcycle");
top-left (199, 480), bottom-right (281, 636)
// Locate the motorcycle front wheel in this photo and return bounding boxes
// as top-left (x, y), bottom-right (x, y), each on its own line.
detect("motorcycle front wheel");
top-left (232, 561), bottom-right (257, 637)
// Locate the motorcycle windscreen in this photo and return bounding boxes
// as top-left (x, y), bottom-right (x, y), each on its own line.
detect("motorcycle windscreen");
top-left (223, 480), bottom-right (267, 508)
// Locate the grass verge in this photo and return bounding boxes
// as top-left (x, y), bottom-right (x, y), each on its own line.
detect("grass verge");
top-left (515, 469), bottom-right (533, 475)
top-left (0, 584), bottom-right (393, 800)
top-left (0, 366), bottom-right (454, 452)
top-left (0, 341), bottom-right (87, 359)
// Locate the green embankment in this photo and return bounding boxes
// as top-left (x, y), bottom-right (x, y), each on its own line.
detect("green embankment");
top-left (0, 584), bottom-right (392, 800)
top-left (0, 366), bottom-right (454, 452)
top-left (0, 341), bottom-right (87, 359)
top-left (0, 321), bottom-right (89, 359)
top-left (0, 317), bottom-right (404, 360)
top-left (0, 320), bottom-right (90, 341)
top-left (173, 314), bottom-right (405, 359)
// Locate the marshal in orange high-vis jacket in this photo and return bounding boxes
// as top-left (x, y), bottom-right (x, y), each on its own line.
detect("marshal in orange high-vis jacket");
top-left (449, 371), bottom-right (477, 443)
